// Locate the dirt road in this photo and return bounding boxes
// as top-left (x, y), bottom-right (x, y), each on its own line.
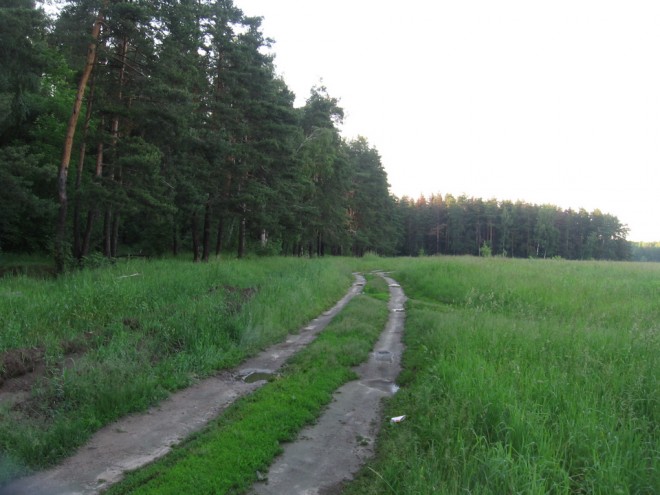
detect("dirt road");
top-left (250, 274), bottom-right (406, 494)
top-left (2, 273), bottom-right (406, 495)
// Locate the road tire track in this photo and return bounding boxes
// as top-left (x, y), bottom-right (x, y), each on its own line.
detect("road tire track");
top-left (250, 272), bottom-right (406, 495)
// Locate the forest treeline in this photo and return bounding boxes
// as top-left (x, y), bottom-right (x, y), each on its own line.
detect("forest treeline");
top-left (396, 195), bottom-right (630, 260)
top-left (1, 1), bottom-right (635, 267)
top-left (631, 242), bottom-right (660, 262)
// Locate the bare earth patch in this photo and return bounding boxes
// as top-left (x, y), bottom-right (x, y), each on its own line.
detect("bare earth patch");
top-left (0, 331), bottom-right (99, 414)
top-left (0, 348), bottom-right (45, 411)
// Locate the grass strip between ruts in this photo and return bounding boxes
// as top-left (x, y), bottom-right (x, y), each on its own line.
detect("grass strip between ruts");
top-left (105, 283), bottom-right (390, 495)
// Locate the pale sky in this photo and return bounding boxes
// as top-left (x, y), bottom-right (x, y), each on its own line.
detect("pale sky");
top-left (235, 0), bottom-right (659, 242)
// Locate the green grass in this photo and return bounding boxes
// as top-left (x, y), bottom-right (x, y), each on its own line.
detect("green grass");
top-left (105, 290), bottom-right (389, 495)
top-left (345, 257), bottom-right (659, 494)
top-left (0, 253), bottom-right (55, 279)
top-left (0, 257), bottom-right (355, 483)
top-left (2, 256), bottom-right (658, 494)
top-left (362, 271), bottom-right (391, 301)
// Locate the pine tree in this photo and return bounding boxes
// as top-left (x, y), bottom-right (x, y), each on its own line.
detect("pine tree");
top-left (346, 137), bottom-right (396, 256)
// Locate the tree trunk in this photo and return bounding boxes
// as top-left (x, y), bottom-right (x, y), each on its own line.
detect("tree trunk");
top-left (111, 211), bottom-right (120, 257)
top-left (202, 196), bottom-right (212, 262)
top-left (110, 36), bottom-right (128, 148)
top-left (81, 135), bottom-right (104, 258)
top-left (81, 210), bottom-right (95, 258)
top-left (55, 5), bottom-right (105, 273)
top-left (103, 208), bottom-right (112, 257)
top-left (215, 217), bottom-right (224, 256)
top-left (237, 217), bottom-right (246, 259)
top-left (103, 36), bottom-right (127, 260)
top-left (73, 67), bottom-right (97, 260)
top-left (172, 220), bottom-right (178, 256)
top-left (191, 212), bottom-right (200, 262)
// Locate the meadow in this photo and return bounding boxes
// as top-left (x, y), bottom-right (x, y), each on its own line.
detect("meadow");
top-left (0, 255), bottom-right (658, 493)
top-left (347, 257), bottom-right (659, 494)
top-left (0, 256), bottom-right (356, 483)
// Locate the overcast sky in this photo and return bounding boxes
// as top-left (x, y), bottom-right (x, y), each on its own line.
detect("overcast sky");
top-left (235, 0), bottom-right (659, 242)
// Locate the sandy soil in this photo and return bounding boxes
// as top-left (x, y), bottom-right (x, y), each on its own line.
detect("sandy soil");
top-left (1, 273), bottom-right (405, 495)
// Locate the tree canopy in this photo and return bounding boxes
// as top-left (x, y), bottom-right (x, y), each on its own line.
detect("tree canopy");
top-left (0, 0), bottom-right (635, 265)
top-left (395, 194), bottom-right (631, 260)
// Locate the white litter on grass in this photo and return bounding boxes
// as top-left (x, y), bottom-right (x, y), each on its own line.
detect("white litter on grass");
top-left (390, 415), bottom-right (406, 423)
top-left (117, 273), bottom-right (141, 279)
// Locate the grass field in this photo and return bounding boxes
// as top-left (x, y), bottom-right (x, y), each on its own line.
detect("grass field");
top-left (1, 255), bottom-right (658, 493)
top-left (106, 273), bottom-right (390, 494)
top-left (347, 257), bottom-right (659, 494)
top-left (0, 256), bottom-right (355, 483)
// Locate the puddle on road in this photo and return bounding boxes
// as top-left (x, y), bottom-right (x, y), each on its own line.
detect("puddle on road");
top-left (374, 350), bottom-right (393, 362)
top-left (363, 379), bottom-right (400, 394)
top-left (238, 369), bottom-right (278, 383)
top-left (243, 372), bottom-right (276, 383)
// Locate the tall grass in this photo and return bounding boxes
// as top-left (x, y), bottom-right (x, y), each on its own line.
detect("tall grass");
top-left (0, 257), bottom-right (355, 483)
top-left (347, 257), bottom-right (659, 494)
top-left (106, 289), bottom-right (390, 495)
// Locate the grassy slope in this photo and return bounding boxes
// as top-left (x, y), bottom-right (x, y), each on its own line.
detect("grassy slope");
top-left (0, 257), bottom-right (355, 483)
top-left (346, 257), bottom-right (659, 494)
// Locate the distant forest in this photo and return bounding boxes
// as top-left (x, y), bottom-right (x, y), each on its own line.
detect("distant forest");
top-left (1, 1), bottom-right (640, 269)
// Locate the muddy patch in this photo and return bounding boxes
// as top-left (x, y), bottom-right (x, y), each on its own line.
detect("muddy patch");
top-left (122, 318), bottom-right (141, 331)
top-left (0, 331), bottom-right (102, 412)
top-left (0, 366), bottom-right (45, 410)
top-left (237, 369), bottom-right (279, 384)
top-left (374, 350), bottom-right (394, 362)
top-left (208, 285), bottom-right (258, 315)
top-left (0, 348), bottom-right (44, 386)
top-left (0, 348), bottom-right (45, 414)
